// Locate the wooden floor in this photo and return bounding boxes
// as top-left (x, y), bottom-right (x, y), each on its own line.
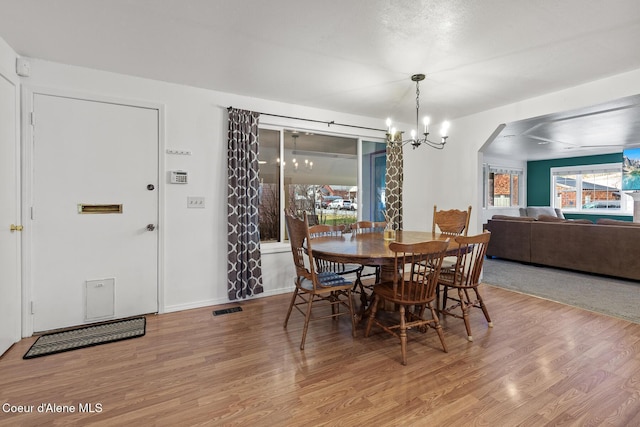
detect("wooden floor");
top-left (1, 284), bottom-right (639, 426)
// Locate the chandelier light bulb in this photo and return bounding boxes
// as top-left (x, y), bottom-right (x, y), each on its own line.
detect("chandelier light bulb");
top-left (411, 129), bottom-right (417, 139)
top-left (386, 117), bottom-right (392, 133)
top-left (441, 120), bottom-right (450, 136)
top-left (423, 116), bottom-right (430, 133)
top-left (391, 127), bottom-right (397, 137)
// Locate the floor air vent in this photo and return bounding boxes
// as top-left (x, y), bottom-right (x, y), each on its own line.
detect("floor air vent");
top-left (213, 307), bottom-right (243, 316)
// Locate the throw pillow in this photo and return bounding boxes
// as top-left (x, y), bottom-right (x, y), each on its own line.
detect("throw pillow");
top-left (526, 206), bottom-right (559, 219)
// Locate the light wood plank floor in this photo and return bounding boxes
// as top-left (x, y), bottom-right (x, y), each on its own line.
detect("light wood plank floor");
top-left (1, 285), bottom-right (639, 426)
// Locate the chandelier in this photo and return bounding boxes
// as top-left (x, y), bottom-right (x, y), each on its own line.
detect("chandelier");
top-left (277, 134), bottom-right (313, 171)
top-left (386, 74), bottom-right (450, 149)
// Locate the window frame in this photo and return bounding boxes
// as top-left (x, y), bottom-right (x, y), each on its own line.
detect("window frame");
top-left (484, 164), bottom-right (523, 209)
top-left (550, 162), bottom-right (629, 213)
top-left (257, 124), bottom-right (384, 248)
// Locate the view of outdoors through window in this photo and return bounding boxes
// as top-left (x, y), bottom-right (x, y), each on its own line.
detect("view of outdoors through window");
top-left (553, 167), bottom-right (623, 210)
top-left (257, 128), bottom-right (362, 243)
top-left (487, 169), bottom-right (521, 207)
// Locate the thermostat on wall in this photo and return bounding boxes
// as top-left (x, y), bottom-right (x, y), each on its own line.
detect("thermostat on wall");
top-left (170, 170), bottom-right (188, 184)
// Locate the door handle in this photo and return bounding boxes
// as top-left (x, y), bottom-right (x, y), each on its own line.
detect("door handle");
top-left (10, 224), bottom-right (23, 232)
top-left (146, 224), bottom-right (156, 231)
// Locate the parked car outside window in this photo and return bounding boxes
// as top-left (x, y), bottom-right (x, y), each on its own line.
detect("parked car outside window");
top-left (582, 200), bottom-right (620, 209)
top-left (328, 199), bottom-right (345, 209)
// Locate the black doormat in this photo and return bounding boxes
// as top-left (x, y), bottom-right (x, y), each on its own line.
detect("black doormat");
top-left (23, 317), bottom-right (146, 359)
top-left (213, 307), bottom-right (243, 316)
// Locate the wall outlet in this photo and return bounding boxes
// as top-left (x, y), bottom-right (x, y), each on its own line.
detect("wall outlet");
top-left (187, 196), bottom-right (205, 208)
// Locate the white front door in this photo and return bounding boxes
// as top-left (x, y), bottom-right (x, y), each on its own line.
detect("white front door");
top-left (0, 72), bottom-right (21, 354)
top-left (31, 93), bottom-right (159, 332)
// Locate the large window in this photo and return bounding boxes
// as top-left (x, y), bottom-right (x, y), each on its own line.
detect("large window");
top-left (257, 128), bottom-right (362, 243)
top-left (485, 165), bottom-right (522, 208)
top-left (551, 163), bottom-right (628, 212)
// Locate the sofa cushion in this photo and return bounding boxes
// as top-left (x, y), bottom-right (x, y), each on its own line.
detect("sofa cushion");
top-left (571, 219), bottom-right (594, 224)
top-left (537, 215), bottom-right (592, 224)
top-left (596, 218), bottom-right (640, 227)
top-left (521, 206), bottom-right (564, 219)
top-left (537, 214), bottom-right (566, 222)
top-left (492, 215), bottom-right (535, 222)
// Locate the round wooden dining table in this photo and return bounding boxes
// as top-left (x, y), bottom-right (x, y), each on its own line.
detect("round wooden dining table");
top-left (309, 230), bottom-right (457, 318)
top-left (309, 230), bottom-right (456, 282)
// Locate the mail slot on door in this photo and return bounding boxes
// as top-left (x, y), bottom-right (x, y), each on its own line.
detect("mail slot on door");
top-left (78, 204), bottom-right (123, 214)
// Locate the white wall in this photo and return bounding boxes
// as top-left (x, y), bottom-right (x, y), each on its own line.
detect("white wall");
top-left (0, 37), bottom-right (21, 350)
top-left (19, 57), bottom-right (386, 315)
top-left (402, 68), bottom-right (640, 234)
top-left (11, 42), bottom-right (640, 324)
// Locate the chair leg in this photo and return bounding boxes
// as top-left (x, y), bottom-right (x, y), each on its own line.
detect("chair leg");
top-left (458, 288), bottom-right (473, 341)
top-left (352, 270), bottom-right (369, 314)
top-left (346, 290), bottom-right (356, 338)
top-left (364, 295), bottom-right (380, 337)
top-left (283, 288), bottom-right (298, 328)
top-left (399, 305), bottom-right (407, 365)
top-left (474, 288), bottom-right (493, 327)
top-left (330, 291), bottom-right (337, 317)
top-left (300, 296), bottom-right (314, 350)
top-left (442, 286), bottom-right (449, 311)
top-left (428, 302), bottom-right (448, 353)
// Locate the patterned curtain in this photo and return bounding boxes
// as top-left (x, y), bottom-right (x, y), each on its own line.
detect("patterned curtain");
top-left (385, 133), bottom-right (403, 230)
top-left (227, 108), bottom-right (264, 300)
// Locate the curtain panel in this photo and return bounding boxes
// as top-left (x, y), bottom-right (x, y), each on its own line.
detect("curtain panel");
top-left (385, 134), bottom-right (403, 230)
top-left (227, 108), bottom-right (264, 300)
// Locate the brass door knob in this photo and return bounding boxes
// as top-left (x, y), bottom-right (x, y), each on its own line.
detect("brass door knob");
top-left (10, 224), bottom-right (23, 232)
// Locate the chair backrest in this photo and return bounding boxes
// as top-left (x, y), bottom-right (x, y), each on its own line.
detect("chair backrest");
top-left (285, 213), bottom-right (318, 287)
top-left (389, 239), bottom-right (450, 304)
top-left (450, 232), bottom-right (491, 287)
top-left (308, 223), bottom-right (344, 238)
top-left (308, 223), bottom-right (359, 274)
top-left (353, 221), bottom-right (386, 234)
top-left (433, 205), bottom-right (472, 236)
top-left (306, 214), bottom-right (320, 227)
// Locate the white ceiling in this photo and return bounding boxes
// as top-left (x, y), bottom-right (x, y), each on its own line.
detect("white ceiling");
top-left (482, 93), bottom-right (640, 160)
top-left (1, 0), bottom-right (640, 160)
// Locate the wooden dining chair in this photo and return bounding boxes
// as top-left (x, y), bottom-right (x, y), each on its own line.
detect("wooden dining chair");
top-left (429, 204), bottom-right (472, 272)
top-left (437, 232), bottom-right (492, 342)
top-left (283, 213), bottom-right (357, 350)
top-left (364, 239), bottom-right (450, 365)
top-left (432, 204), bottom-right (472, 236)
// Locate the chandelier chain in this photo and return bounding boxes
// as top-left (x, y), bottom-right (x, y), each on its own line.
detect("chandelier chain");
top-left (416, 81), bottom-right (420, 115)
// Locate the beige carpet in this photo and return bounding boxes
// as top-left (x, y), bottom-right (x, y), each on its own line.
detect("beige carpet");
top-left (482, 258), bottom-right (640, 324)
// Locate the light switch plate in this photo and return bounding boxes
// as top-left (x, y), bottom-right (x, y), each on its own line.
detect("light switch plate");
top-left (187, 196), bottom-right (205, 208)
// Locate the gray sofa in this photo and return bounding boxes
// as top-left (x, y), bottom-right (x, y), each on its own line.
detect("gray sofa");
top-left (485, 215), bottom-right (640, 281)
